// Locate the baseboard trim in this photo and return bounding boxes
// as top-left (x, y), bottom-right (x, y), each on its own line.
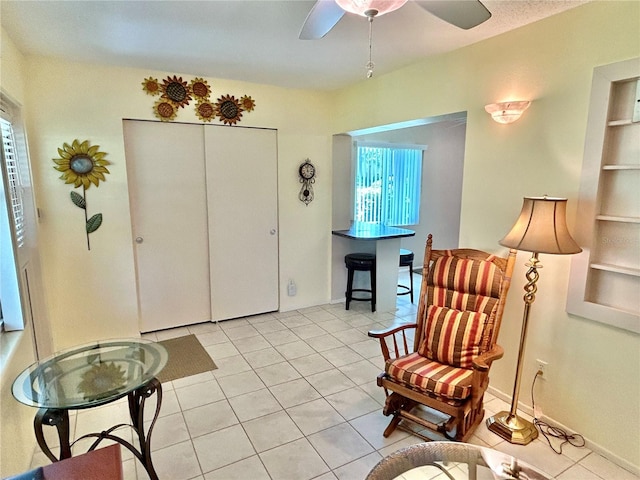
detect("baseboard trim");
top-left (486, 386), bottom-right (639, 476)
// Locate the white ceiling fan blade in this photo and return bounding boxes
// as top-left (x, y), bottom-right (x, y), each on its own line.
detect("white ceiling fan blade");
top-left (416, 0), bottom-right (491, 29)
top-left (299, 0), bottom-right (346, 39)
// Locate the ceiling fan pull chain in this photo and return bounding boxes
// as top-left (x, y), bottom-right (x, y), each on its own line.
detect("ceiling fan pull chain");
top-left (366, 13), bottom-right (375, 78)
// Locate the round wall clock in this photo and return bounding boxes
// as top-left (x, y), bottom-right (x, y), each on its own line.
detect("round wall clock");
top-left (298, 159), bottom-right (316, 205)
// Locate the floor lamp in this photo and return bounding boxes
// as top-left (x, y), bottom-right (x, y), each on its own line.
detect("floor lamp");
top-left (487, 196), bottom-right (582, 445)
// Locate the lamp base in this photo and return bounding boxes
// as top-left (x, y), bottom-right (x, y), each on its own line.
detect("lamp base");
top-left (486, 411), bottom-right (539, 445)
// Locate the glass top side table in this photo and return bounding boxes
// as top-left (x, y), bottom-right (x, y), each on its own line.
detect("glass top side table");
top-left (12, 339), bottom-right (167, 480)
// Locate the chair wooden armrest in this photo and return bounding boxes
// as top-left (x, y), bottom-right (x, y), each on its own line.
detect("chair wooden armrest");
top-left (368, 323), bottom-right (418, 361)
top-left (472, 345), bottom-right (504, 372)
top-left (368, 322), bottom-right (417, 338)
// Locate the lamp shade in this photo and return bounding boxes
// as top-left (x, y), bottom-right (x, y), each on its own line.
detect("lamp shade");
top-left (500, 196), bottom-right (582, 255)
top-left (335, 0), bottom-right (407, 16)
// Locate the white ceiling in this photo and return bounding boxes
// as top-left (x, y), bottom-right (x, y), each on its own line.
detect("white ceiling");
top-left (1, 0), bottom-right (588, 91)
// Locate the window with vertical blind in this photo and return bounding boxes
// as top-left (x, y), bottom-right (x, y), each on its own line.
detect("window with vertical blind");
top-left (354, 143), bottom-right (424, 226)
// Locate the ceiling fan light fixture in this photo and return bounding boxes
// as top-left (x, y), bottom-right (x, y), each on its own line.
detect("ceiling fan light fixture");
top-left (334, 0), bottom-right (407, 17)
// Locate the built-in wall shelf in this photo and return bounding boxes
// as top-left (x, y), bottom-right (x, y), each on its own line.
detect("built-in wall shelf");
top-left (602, 164), bottom-right (640, 170)
top-left (568, 59), bottom-right (640, 334)
top-left (590, 263), bottom-right (640, 277)
top-left (607, 119), bottom-right (637, 126)
top-left (596, 215), bottom-right (640, 223)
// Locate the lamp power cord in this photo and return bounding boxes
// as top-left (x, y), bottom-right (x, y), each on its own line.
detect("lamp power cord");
top-left (531, 370), bottom-right (585, 454)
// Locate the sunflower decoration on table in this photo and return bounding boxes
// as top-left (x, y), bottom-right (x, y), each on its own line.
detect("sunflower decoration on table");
top-left (240, 95), bottom-right (256, 112)
top-left (77, 362), bottom-right (127, 402)
top-left (141, 77), bottom-right (161, 96)
top-left (190, 77), bottom-right (212, 101)
top-left (160, 75), bottom-right (192, 109)
top-left (53, 139), bottom-right (110, 251)
top-left (215, 94), bottom-right (243, 125)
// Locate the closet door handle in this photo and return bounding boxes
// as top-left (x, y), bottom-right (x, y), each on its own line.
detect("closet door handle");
top-left (270, 229), bottom-right (276, 235)
top-left (135, 237), bottom-right (144, 244)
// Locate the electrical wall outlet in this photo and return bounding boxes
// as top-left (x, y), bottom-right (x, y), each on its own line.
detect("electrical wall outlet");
top-left (534, 405), bottom-right (543, 419)
top-left (536, 359), bottom-right (548, 378)
top-left (287, 280), bottom-right (297, 297)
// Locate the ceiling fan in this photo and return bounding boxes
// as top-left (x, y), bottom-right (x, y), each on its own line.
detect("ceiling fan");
top-left (299, 0), bottom-right (491, 77)
top-left (299, 0), bottom-right (492, 40)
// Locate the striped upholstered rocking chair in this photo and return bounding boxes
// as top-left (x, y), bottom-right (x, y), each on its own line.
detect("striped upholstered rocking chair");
top-left (368, 234), bottom-right (516, 442)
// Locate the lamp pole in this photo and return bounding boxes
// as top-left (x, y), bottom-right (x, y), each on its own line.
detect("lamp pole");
top-left (487, 196), bottom-right (581, 445)
top-left (487, 253), bottom-right (540, 444)
top-left (509, 253), bottom-right (540, 417)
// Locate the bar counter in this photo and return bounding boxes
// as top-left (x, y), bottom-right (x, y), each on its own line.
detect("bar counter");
top-left (332, 223), bottom-right (415, 312)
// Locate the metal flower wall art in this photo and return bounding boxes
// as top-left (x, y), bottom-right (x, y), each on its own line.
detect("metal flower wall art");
top-left (53, 139), bottom-right (110, 250)
top-left (141, 74), bottom-right (256, 125)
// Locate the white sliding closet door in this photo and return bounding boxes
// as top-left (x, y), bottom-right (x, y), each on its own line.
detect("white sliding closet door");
top-left (205, 126), bottom-right (279, 321)
top-left (124, 121), bottom-right (211, 332)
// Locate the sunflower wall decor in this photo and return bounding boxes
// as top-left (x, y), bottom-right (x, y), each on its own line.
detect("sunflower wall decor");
top-left (140, 74), bottom-right (256, 124)
top-left (161, 75), bottom-right (192, 108)
top-left (190, 77), bottom-right (211, 101)
top-left (214, 94), bottom-right (243, 125)
top-left (53, 139), bottom-right (110, 250)
top-left (141, 77), bottom-right (160, 96)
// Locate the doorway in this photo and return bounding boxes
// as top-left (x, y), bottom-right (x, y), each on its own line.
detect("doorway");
top-left (330, 113), bottom-right (467, 304)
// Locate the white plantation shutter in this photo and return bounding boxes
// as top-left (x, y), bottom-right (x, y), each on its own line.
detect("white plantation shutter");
top-left (0, 116), bottom-right (25, 248)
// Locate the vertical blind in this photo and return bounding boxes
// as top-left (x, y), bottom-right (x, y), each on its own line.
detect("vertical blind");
top-left (1, 117), bottom-right (25, 248)
top-left (354, 144), bottom-right (423, 226)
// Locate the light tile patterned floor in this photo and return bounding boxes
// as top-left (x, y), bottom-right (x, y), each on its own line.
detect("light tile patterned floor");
top-left (29, 274), bottom-right (638, 480)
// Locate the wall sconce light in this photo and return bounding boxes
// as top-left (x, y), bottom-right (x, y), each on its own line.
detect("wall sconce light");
top-left (485, 101), bottom-right (531, 124)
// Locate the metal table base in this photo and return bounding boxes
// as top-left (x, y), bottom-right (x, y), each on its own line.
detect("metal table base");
top-left (33, 378), bottom-right (163, 480)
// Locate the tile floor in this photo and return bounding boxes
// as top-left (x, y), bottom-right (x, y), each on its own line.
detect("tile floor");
top-left (29, 274), bottom-right (638, 480)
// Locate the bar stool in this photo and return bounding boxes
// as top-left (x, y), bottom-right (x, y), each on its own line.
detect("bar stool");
top-left (398, 249), bottom-right (414, 303)
top-left (344, 253), bottom-right (376, 312)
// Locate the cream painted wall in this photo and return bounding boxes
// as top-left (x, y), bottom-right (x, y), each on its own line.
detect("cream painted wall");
top-left (0, 330), bottom-right (39, 476)
top-left (0, 29), bottom-right (39, 476)
top-left (1, 29), bottom-right (25, 103)
top-left (1, 0), bottom-right (639, 475)
top-left (1, 45), bottom-right (333, 475)
top-left (21, 57), bottom-right (333, 351)
top-left (330, 1), bottom-right (640, 470)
